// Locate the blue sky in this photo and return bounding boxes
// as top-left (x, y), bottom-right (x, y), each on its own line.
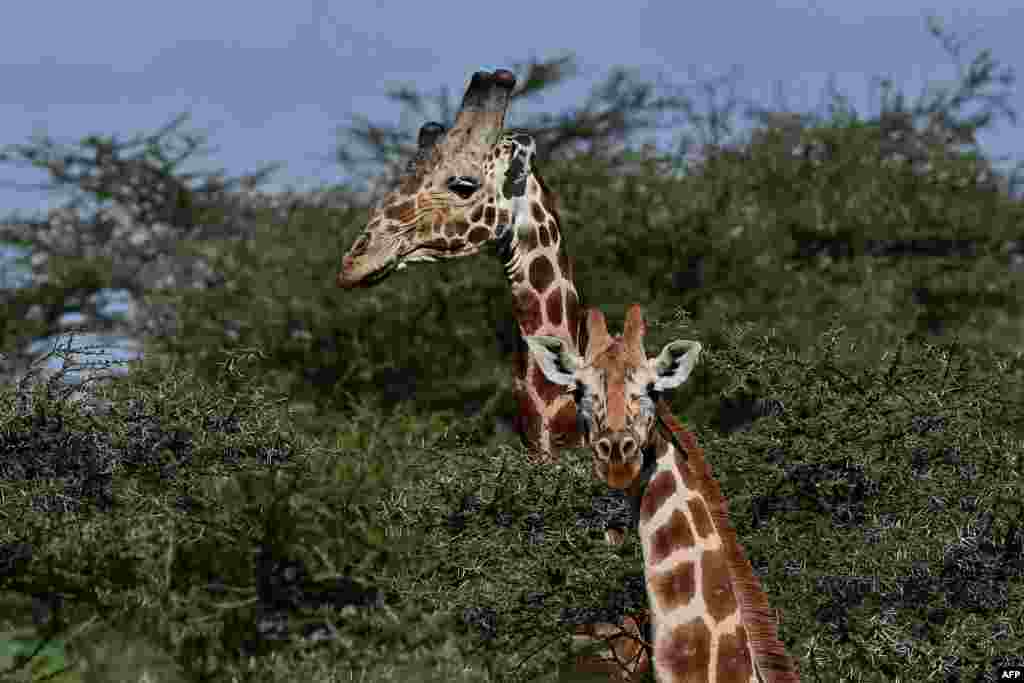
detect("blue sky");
top-left (2, 1), bottom-right (1021, 217)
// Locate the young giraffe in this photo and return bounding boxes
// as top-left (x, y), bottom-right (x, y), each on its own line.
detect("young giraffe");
top-left (338, 68), bottom-right (587, 458)
top-left (526, 304), bottom-right (800, 682)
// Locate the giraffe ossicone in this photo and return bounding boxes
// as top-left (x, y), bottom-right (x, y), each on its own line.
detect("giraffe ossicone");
top-left (525, 305), bottom-right (701, 491)
top-left (337, 68), bottom-right (519, 288)
top-left (338, 68), bottom-right (587, 456)
top-left (336, 68), bottom-right (799, 679)
top-left (526, 304), bottom-right (800, 682)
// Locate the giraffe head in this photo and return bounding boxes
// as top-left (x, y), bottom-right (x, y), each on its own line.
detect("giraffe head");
top-left (338, 68), bottom-right (543, 288)
top-left (532, 308), bottom-right (799, 681)
top-left (524, 304), bottom-right (701, 489)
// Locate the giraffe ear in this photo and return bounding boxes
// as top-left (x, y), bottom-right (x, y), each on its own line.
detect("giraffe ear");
top-left (650, 340), bottom-right (702, 392)
top-left (524, 335), bottom-right (582, 387)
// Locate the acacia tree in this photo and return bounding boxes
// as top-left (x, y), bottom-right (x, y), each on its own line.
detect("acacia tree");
top-left (0, 115), bottom-right (279, 385)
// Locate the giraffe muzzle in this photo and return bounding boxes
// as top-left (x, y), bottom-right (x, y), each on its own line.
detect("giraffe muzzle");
top-left (337, 253), bottom-right (399, 289)
top-left (595, 432), bottom-right (643, 489)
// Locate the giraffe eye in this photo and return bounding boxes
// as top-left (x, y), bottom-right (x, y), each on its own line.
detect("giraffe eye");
top-left (447, 175), bottom-right (481, 199)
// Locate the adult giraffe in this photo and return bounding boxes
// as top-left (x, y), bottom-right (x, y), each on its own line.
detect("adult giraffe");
top-left (337, 68), bottom-right (586, 458)
top-left (336, 69), bottom-right (799, 680)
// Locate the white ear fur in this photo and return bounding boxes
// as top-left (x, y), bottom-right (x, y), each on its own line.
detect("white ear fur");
top-left (523, 335), bottom-right (583, 387)
top-left (650, 339), bottom-right (702, 392)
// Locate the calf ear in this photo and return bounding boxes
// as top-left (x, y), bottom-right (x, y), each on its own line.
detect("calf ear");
top-left (524, 336), bottom-right (583, 387)
top-left (651, 340), bottom-right (702, 392)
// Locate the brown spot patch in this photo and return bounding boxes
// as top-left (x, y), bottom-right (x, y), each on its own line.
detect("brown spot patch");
top-left (532, 361), bottom-right (564, 403)
top-left (676, 450), bottom-right (698, 490)
top-left (549, 400), bottom-right (579, 440)
top-left (484, 206), bottom-right (496, 227)
top-left (470, 205), bottom-right (484, 223)
top-left (639, 470), bottom-right (676, 524)
top-left (497, 208), bottom-right (510, 226)
top-left (649, 508), bottom-right (695, 565)
top-left (513, 289), bottom-right (543, 335)
top-left (716, 626), bottom-right (753, 682)
top-left (468, 226), bottom-right (490, 244)
top-left (677, 427), bottom-right (700, 453)
top-left (531, 201), bottom-right (546, 224)
top-left (687, 497), bottom-right (714, 539)
top-left (701, 548), bottom-right (738, 622)
top-left (512, 349), bottom-right (527, 378)
top-left (514, 388), bottom-right (542, 450)
top-left (449, 238), bottom-right (465, 251)
top-left (384, 200), bottom-right (415, 223)
top-left (398, 173), bottom-right (422, 195)
top-left (445, 220), bottom-right (470, 237)
top-left (545, 287), bottom-right (563, 326)
top-left (528, 255), bottom-right (555, 293)
top-left (537, 221), bottom-right (550, 247)
top-left (547, 217), bottom-right (560, 243)
top-left (421, 238), bottom-right (448, 252)
top-left (649, 557), bottom-right (696, 611)
top-left (655, 619), bottom-right (710, 677)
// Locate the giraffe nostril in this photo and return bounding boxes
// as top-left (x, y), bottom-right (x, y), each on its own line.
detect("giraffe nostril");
top-left (596, 439), bottom-right (612, 462)
top-left (621, 437), bottom-right (636, 459)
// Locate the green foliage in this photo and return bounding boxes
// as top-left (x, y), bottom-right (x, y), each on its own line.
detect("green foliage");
top-left (0, 352), bottom-right (462, 681)
top-left (2, 323), bottom-right (1021, 681)
top-left (1, 14), bottom-right (1023, 683)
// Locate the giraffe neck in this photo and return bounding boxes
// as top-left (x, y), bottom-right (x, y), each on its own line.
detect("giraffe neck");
top-left (493, 171), bottom-right (585, 455)
top-left (638, 418), bottom-right (800, 682)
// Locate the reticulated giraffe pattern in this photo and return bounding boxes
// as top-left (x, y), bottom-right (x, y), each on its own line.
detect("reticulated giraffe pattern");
top-left (337, 68), bottom-right (799, 682)
top-left (526, 305), bottom-right (800, 682)
top-left (338, 69), bottom-right (585, 457)
top-left (335, 69), bottom-right (656, 677)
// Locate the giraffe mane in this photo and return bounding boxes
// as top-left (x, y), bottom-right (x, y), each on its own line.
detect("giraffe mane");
top-left (533, 165), bottom-right (563, 232)
top-left (654, 406), bottom-right (800, 681)
top-left (536, 174), bottom-right (590, 356)
top-left (523, 163), bottom-right (589, 355)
